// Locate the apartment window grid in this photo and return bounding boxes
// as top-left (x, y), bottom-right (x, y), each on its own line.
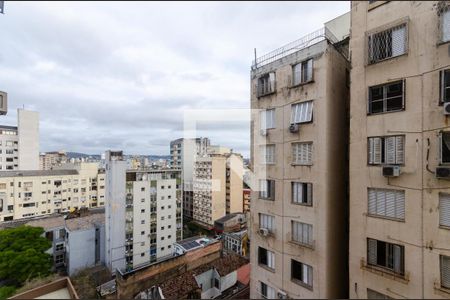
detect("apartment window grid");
top-left (439, 193), bottom-right (450, 228)
top-left (258, 247), bottom-right (275, 270)
top-left (291, 259), bottom-right (313, 289)
top-left (292, 59), bottom-right (313, 86)
top-left (291, 100), bottom-right (313, 124)
top-left (292, 182), bottom-right (312, 205)
top-left (368, 188), bottom-right (405, 221)
top-left (368, 22), bottom-right (407, 64)
top-left (440, 4), bottom-right (450, 43)
top-left (368, 80), bottom-right (405, 114)
top-left (259, 213), bottom-right (275, 232)
top-left (257, 72), bottom-right (276, 97)
top-left (260, 109), bottom-right (275, 130)
top-left (367, 238), bottom-right (405, 275)
top-left (368, 135), bottom-right (405, 165)
top-left (261, 144), bottom-right (275, 164)
top-left (259, 179), bottom-right (275, 200)
top-left (292, 142), bottom-right (312, 165)
top-left (440, 254), bottom-right (450, 289)
top-left (439, 131), bottom-right (450, 164)
top-left (291, 220), bottom-right (313, 246)
top-left (260, 282), bottom-right (276, 299)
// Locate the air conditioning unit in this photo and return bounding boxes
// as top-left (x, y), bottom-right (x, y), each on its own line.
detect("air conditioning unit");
top-left (382, 165), bottom-right (401, 177)
top-left (444, 102), bottom-right (450, 115)
top-left (436, 167), bottom-right (450, 179)
top-left (277, 290), bottom-right (288, 299)
top-left (260, 129), bottom-right (268, 136)
top-left (289, 123), bottom-right (299, 133)
top-left (259, 227), bottom-right (269, 236)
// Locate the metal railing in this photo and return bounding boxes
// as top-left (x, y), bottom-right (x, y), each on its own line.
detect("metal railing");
top-left (252, 27), bottom-right (339, 70)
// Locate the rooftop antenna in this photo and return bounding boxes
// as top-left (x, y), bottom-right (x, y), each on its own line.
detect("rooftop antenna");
top-left (254, 48), bottom-right (257, 69)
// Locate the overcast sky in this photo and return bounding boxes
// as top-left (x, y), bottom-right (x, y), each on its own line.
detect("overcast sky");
top-left (0, 1), bottom-right (349, 157)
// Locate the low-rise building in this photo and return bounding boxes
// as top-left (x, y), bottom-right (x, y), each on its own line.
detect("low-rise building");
top-left (224, 229), bottom-right (248, 257)
top-left (0, 163), bottom-right (105, 222)
top-left (214, 212), bottom-right (246, 234)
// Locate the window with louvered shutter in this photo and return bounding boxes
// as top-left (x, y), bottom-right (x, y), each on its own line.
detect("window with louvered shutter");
top-left (292, 220), bottom-right (313, 246)
top-left (439, 193), bottom-right (450, 228)
top-left (291, 259), bottom-right (313, 288)
top-left (292, 182), bottom-right (312, 205)
top-left (368, 188), bottom-right (405, 220)
top-left (368, 136), bottom-right (404, 165)
top-left (441, 255), bottom-right (450, 289)
top-left (368, 23), bottom-right (407, 64)
top-left (260, 213), bottom-right (275, 232)
top-left (261, 145), bottom-right (275, 164)
top-left (291, 101), bottom-right (313, 124)
top-left (442, 9), bottom-right (450, 42)
top-left (367, 238), bottom-right (404, 275)
top-left (292, 142), bottom-right (313, 165)
top-left (260, 109), bottom-right (275, 130)
top-left (367, 239), bottom-right (378, 265)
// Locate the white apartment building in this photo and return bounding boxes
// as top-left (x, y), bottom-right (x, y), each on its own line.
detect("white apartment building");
top-left (40, 151), bottom-right (68, 170)
top-left (192, 152), bottom-right (243, 228)
top-left (0, 162), bottom-right (105, 222)
top-left (105, 151), bottom-right (182, 273)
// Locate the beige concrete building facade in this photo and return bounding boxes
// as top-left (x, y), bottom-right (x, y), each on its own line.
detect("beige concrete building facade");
top-left (0, 162), bottom-right (105, 222)
top-left (349, 1), bottom-right (450, 298)
top-left (192, 152), bottom-right (243, 228)
top-left (40, 151), bottom-right (68, 170)
top-left (249, 14), bottom-right (350, 299)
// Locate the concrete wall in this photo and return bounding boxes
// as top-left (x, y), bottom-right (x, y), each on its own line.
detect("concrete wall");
top-left (18, 109), bottom-right (39, 170)
top-left (67, 227), bottom-right (96, 276)
top-left (349, 1), bottom-right (450, 298)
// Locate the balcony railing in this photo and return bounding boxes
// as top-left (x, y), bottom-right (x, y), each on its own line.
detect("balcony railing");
top-left (251, 27), bottom-right (339, 70)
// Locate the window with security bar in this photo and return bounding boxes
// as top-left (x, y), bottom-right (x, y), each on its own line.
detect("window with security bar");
top-left (291, 100), bottom-right (313, 124)
top-left (441, 255), bottom-right (450, 289)
top-left (292, 142), bottom-right (312, 165)
top-left (367, 238), bottom-right (404, 275)
top-left (292, 59), bottom-right (313, 86)
top-left (291, 220), bottom-right (313, 246)
top-left (368, 135), bottom-right (404, 165)
top-left (291, 259), bottom-right (313, 288)
top-left (260, 109), bottom-right (275, 130)
top-left (367, 188), bottom-right (405, 221)
top-left (292, 182), bottom-right (312, 206)
top-left (257, 72), bottom-right (276, 97)
top-left (368, 80), bottom-right (404, 114)
top-left (440, 69), bottom-right (450, 104)
top-left (368, 23), bottom-right (407, 64)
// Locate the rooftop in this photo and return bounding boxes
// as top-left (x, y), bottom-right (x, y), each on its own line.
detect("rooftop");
top-left (65, 212), bottom-right (105, 231)
top-left (0, 169), bottom-right (78, 178)
top-left (175, 236), bottom-right (216, 252)
top-left (0, 125), bottom-right (18, 131)
top-left (9, 277), bottom-right (78, 299)
top-left (214, 212), bottom-right (245, 224)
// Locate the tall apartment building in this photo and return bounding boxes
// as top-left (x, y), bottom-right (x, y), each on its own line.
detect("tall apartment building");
top-left (170, 137), bottom-right (210, 219)
top-left (0, 162), bottom-right (105, 222)
top-left (349, 1), bottom-right (450, 298)
top-left (40, 151), bottom-right (68, 170)
top-left (192, 152), bottom-right (243, 229)
top-left (105, 151), bottom-right (182, 273)
top-left (249, 13), bottom-right (350, 299)
top-left (0, 109), bottom-right (39, 171)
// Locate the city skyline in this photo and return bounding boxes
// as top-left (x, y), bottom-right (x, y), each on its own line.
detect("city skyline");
top-left (0, 1), bottom-right (349, 157)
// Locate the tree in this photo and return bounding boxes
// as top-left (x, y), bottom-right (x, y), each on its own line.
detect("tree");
top-left (0, 286), bottom-right (16, 300)
top-left (0, 226), bottom-right (52, 286)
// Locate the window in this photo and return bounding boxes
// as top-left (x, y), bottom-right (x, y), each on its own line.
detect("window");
top-left (292, 221), bottom-right (313, 246)
top-left (440, 193), bottom-right (450, 228)
top-left (161, 247), bottom-right (165, 251)
top-left (441, 255), bottom-right (450, 289)
top-left (260, 109), bottom-right (275, 130)
top-left (368, 81), bottom-right (405, 114)
top-left (141, 187), bottom-right (145, 192)
top-left (441, 7), bottom-right (450, 42)
top-left (257, 72), bottom-right (276, 97)
top-left (368, 23), bottom-right (407, 64)
top-left (55, 243), bottom-right (64, 251)
top-left (141, 209), bottom-right (145, 213)
top-left (367, 238), bottom-right (404, 275)
top-left (292, 142), bottom-right (312, 165)
top-left (440, 70), bottom-right (450, 104)
top-left (292, 59), bottom-right (313, 86)
top-left (292, 182), bottom-right (312, 205)
top-left (440, 132), bottom-right (450, 164)
top-left (291, 101), bottom-right (313, 124)
top-left (141, 231), bottom-right (145, 235)
top-left (141, 220), bottom-right (145, 224)
top-left (367, 289), bottom-right (392, 299)
top-left (258, 247), bottom-right (275, 270)
top-left (368, 136), bottom-right (405, 165)
top-left (259, 213), bottom-right (275, 232)
top-left (55, 254), bottom-right (64, 264)
top-left (261, 145), bottom-right (275, 164)
top-left (291, 259), bottom-right (313, 288)
top-left (141, 253), bottom-right (145, 257)
top-left (260, 282), bottom-right (275, 299)
top-left (368, 188), bottom-right (405, 220)
top-left (259, 180), bottom-right (275, 200)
